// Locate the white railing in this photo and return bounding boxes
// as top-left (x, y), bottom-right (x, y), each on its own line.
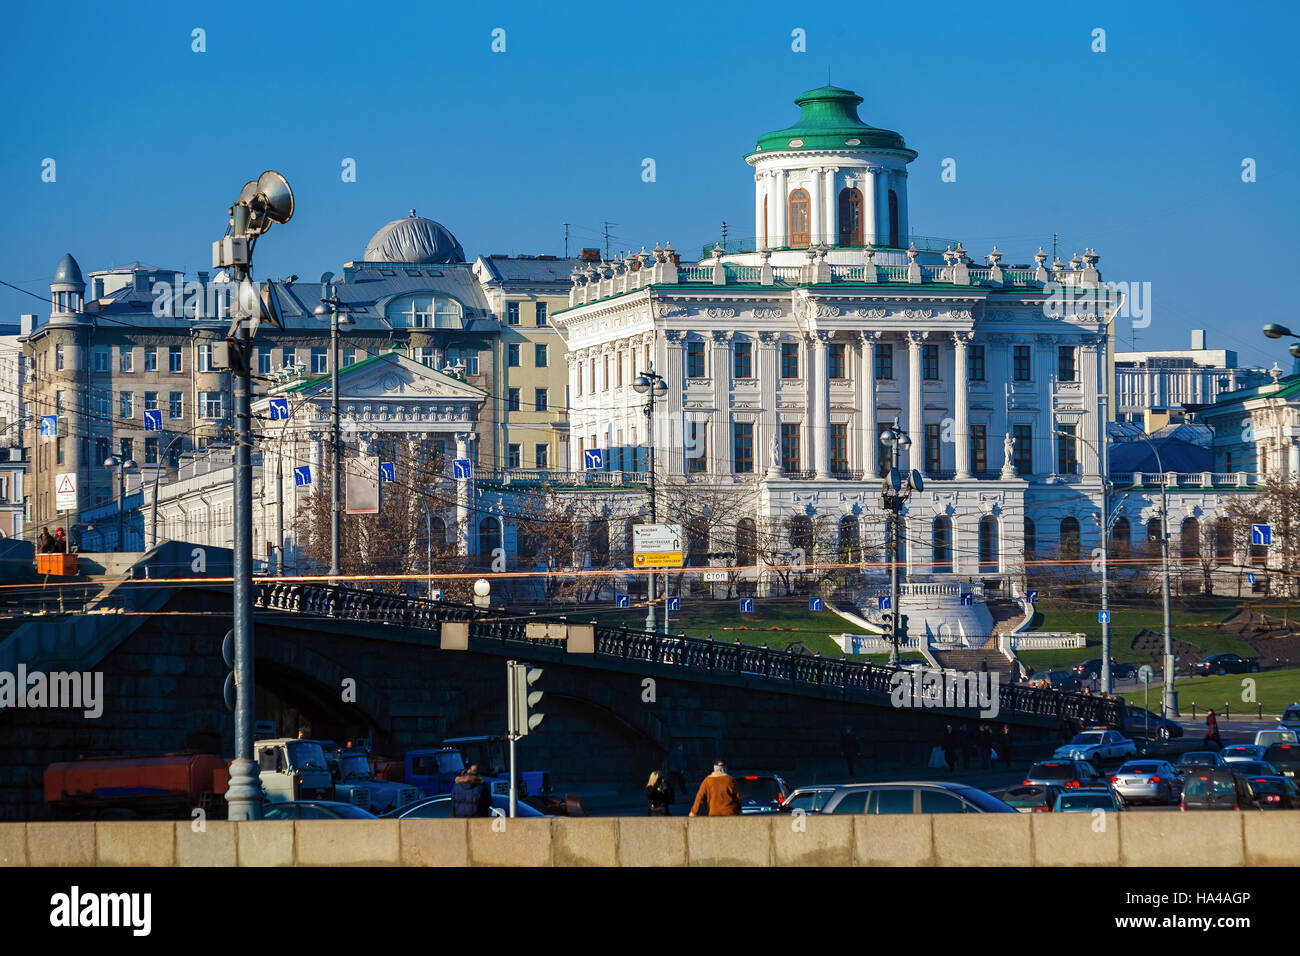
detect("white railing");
top-left (772, 266), bottom-right (803, 282)
top-left (1002, 632), bottom-right (1088, 650)
top-left (830, 265), bottom-right (864, 280)
top-left (1118, 471), bottom-right (1257, 488)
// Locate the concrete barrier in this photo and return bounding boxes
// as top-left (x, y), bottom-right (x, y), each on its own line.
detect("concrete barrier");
top-left (2, 812), bottom-right (1298, 866)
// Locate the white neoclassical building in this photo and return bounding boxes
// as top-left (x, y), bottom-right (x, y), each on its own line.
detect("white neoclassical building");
top-left (553, 85), bottom-right (1118, 594)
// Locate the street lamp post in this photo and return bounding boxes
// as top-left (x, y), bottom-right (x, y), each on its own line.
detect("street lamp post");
top-left (314, 278), bottom-right (353, 579)
top-left (878, 418), bottom-right (916, 667)
top-left (103, 455), bottom-right (137, 551)
top-left (632, 366), bottom-right (669, 634)
top-left (1130, 432), bottom-right (1177, 716)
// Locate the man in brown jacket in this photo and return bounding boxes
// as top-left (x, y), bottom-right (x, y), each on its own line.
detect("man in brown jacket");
top-left (689, 760), bottom-right (743, 816)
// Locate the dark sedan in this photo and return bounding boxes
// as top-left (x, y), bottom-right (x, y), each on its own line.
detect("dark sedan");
top-left (1243, 775), bottom-right (1300, 808)
top-left (1192, 653), bottom-right (1259, 676)
top-left (1072, 659), bottom-right (1137, 681)
top-left (1262, 742), bottom-right (1300, 780)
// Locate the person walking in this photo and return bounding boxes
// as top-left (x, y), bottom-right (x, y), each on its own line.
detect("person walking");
top-left (689, 760), bottom-right (743, 817)
top-left (977, 723), bottom-right (992, 770)
top-left (839, 725), bottom-right (859, 778)
top-left (1204, 709), bottom-right (1222, 749)
top-left (666, 743), bottom-right (687, 796)
top-left (980, 657), bottom-right (989, 675)
top-left (36, 528), bottom-right (53, 554)
top-left (942, 724), bottom-right (957, 772)
top-left (999, 724), bottom-right (1014, 769)
top-left (958, 723), bottom-right (974, 770)
top-left (645, 770), bottom-right (675, 816)
top-left (451, 763), bottom-right (493, 818)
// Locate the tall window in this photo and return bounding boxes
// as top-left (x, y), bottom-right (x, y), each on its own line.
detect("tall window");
top-left (145, 437), bottom-right (159, 465)
top-left (1024, 518), bottom-right (1037, 561)
top-left (925, 423), bottom-right (941, 473)
top-left (923, 344), bottom-right (940, 380)
top-left (829, 424), bottom-right (848, 473)
top-left (968, 345), bottom-right (985, 381)
top-left (839, 515), bottom-right (861, 562)
top-left (94, 348), bottom-right (109, 372)
top-left (258, 349), bottom-right (272, 375)
top-left (535, 302), bottom-right (548, 326)
top-left (144, 347), bottom-right (157, 372)
top-left (119, 345), bottom-right (133, 373)
top-left (506, 302), bottom-right (520, 325)
top-left (828, 343), bottom-right (846, 379)
top-left (788, 189), bottom-right (811, 247)
top-left (55, 344), bottom-right (64, 371)
top-left (201, 391), bottom-right (223, 419)
top-left (534, 343), bottom-right (548, 368)
top-left (170, 346), bottom-right (183, 373)
top-left (686, 422), bottom-right (706, 473)
top-left (875, 343), bottom-right (893, 380)
top-left (781, 342), bottom-right (799, 378)
top-left (507, 388), bottom-right (521, 412)
top-left (534, 388), bottom-right (548, 412)
top-left (838, 187), bottom-right (863, 246)
top-left (311, 348), bottom-right (327, 374)
top-left (686, 341), bottom-right (705, 378)
top-left (413, 347), bottom-right (435, 367)
top-left (737, 517), bottom-right (757, 566)
top-left (733, 422), bottom-right (753, 473)
top-left (888, 189), bottom-right (899, 246)
top-left (1057, 423), bottom-right (1078, 475)
top-left (144, 391), bottom-right (158, 411)
top-left (971, 424), bottom-right (987, 473)
top-left (534, 444), bottom-right (549, 468)
top-left (120, 390), bottom-right (133, 418)
top-left (507, 344), bottom-right (520, 367)
top-left (1058, 346), bottom-right (1076, 382)
top-left (734, 341), bottom-right (753, 379)
top-left (507, 444), bottom-right (521, 468)
top-left (978, 515), bottom-right (999, 573)
top-left (932, 517), bottom-right (952, 573)
top-left (1060, 517), bottom-right (1081, 559)
top-left (1013, 424), bottom-right (1033, 475)
top-left (1013, 345), bottom-right (1031, 381)
top-left (781, 423), bottom-right (801, 472)
top-left (169, 391), bottom-right (183, 419)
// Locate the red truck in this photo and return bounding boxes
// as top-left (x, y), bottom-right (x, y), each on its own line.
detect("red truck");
top-left (45, 753), bottom-right (230, 820)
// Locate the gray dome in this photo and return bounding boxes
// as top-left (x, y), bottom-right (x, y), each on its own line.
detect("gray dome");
top-left (363, 210), bottom-right (465, 264)
top-left (52, 252), bottom-right (85, 290)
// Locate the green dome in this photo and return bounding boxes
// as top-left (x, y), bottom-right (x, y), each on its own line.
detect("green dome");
top-left (749, 85), bottom-right (915, 159)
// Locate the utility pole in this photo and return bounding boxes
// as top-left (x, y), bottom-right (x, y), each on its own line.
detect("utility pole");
top-left (879, 418), bottom-right (916, 666)
top-left (603, 221), bottom-right (617, 261)
top-left (563, 222), bottom-right (570, 259)
top-left (633, 367), bottom-right (668, 633)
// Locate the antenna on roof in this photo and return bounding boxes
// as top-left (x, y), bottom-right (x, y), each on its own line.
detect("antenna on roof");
top-left (603, 221), bottom-right (617, 260)
top-left (563, 222), bottom-right (570, 259)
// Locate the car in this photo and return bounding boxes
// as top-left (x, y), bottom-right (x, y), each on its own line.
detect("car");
top-left (1255, 729), bottom-right (1299, 748)
top-left (1279, 705), bottom-right (1300, 734)
top-left (1023, 760), bottom-right (1110, 790)
top-left (380, 794), bottom-right (545, 819)
top-left (1121, 705), bottom-right (1183, 741)
top-left (1220, 744), bottom-right (1267, 764)
top-left (1261, 742), bottom-right (1300, 779)
top-left (1174, 751), bottom-right (1228, 776)
top-left (1072, 659), bottom-right (1137, 681)
top-left (1111, 760), bottom-right (1181, 805)
top-left (1180, 770), bottom-right (1253, 810)
top-left (1053, 789), bottom-right (1124, 812)
top-left (1192, 653), bottom-right (1259, 676)
top-left (989, 784), bottom-right (1063, 813)
top-left (260, 800), bottom-right (379, 820)
top-left (1242, 775), bottom-right (1300, 809)
top-left (821, 781), bottom-right (1018, 814)
top-left (733, 773), bottom-right (793, 814)
top-left (1052, 729), bottom-right (1138, 764)
top-left (1033, 669), bottom-right (1083, 692)
top-left (781, 786), bottom-right (838, 814)
top-left (1226, 760), bottom-right (1279, 778)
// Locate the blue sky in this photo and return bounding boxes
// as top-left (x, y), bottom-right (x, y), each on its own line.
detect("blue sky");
top-left (2, 0), bottom-right (1296, 366)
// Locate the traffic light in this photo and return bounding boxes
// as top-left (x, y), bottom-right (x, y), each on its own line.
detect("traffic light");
top-left (508, 660), bottom-right (544, 737)
top-left (221, 629), bottom-right (235, 713)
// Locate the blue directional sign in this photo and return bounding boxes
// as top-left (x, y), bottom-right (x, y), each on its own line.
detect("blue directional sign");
top-left (1247, 573), bottom-right (1256, 585)
top-left (1251, 524), bottom-right (1272, 547)
top-left (269, 397), bottom-right (289, 421)
top-left (667, 597), bottom-right (681, 612)
top-left (143, 409), bottom-right (162, 431)
top-left (877, 595), bottom-right (891, 611)
top-left (1026, 589), bottom-right (1039, 603)
top-left (1098, 610), bottom-right (1110, 624)
top-left (452, 459), bottom-right (472, 480)
top-left (615, 594), bottom-right (630, 608)
top-left (960, 593), bottom-right (974, 607)
top-left (584, 448), bottom-right (604, 469)
top-left (379, 462), bottom-right (395, 482)
top-left (293, 465), bottom-right (311, 486)
top-left (39, 415), bottom-right (57, 439)
top-left (739, 598), bottom-right (755, 613)
top-left (809, 596), bottom-right (824, 612)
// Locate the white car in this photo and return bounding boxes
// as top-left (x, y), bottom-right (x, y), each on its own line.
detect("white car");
top-left (1255, 729), bottom-right (1300, 748)
top-left (1052, 729), bottom-right (1138, 764)
top-left (1220, 744), bottom-right (1267, 764)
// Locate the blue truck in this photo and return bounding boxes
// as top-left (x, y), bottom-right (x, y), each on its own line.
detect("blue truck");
top-left (404, 735), bottom-right (551, 801)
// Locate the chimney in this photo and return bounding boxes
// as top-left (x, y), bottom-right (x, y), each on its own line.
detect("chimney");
top-left (580, 248), bottom-right (600, 262)
top-left (132, 270), bottom-right (150, 294)
top-left (1190, 329), bottom-right (1206, 351)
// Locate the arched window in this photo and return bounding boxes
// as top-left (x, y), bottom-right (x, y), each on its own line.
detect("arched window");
top-left (1215, 518), bottom-right (1233, 560)
top-left (789, 514), bottom-right (814, 556)
top-left (587, 519), bottom-right (609, 565)
top-left (1024, 517), bottom-right (1036, 561)
top-left (1111, 516), bottom-right (1131, 557)
top-left (1146, 517), bottom-right (1163, 544)
top-left (686, 517), bottom-right (709, 567)
top-left (788, 189), bottom-right (811, 248)
top-left (1060, 516), bottom-right (1081, 559)
top-left (736, 518), bottom-right (757, 567)
top-left (429, 515), bottom-right (447, 547)
top-left (978, 515), bottom-right (999, 573)
top-left (1181, 517), bottom-right (1200, 558)
top-left (839, 515), bottom-right (860, 562)
top-left (932, 517), bottom-right (953, 573)
top-left (478, 517), bottom-right (500, 564)
top-left (838, 188), bottom-right (863, 246)
top-left (888, 189), bottom-right (899, 247)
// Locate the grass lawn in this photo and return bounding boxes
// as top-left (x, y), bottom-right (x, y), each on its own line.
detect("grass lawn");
top-left (1120, 669), bottom-right (1300, 715)
top-left (581, 596), bottom-right (927, 662)
top-left (1016, 596), bottom-right (1261, 671)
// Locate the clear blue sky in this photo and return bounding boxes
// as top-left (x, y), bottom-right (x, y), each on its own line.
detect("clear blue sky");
top-left (2, 0), bottom-right (1296, 366)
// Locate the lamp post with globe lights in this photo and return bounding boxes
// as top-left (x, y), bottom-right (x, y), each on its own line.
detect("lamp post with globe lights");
top-left (313, 275), bottom-right (355, 578)
top-left (878, 418), bottom-right (919, 667)
top-left (103, 455), bottom-right (137, 550)
top-left (632, 367), bottom-right (669, 634)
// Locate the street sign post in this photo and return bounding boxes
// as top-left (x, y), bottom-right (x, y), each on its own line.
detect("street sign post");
top-left (616, 594), bottom-right (630, 608)
top-left (1138, 664), bottom-right (1155, 738)
top-left (39, 415), bottom-right (58, 440)
top-left (293, 465), bottom-right (311, 486)
top-left (877, 595), bottom-right (891, 611)
top-left (269, 397), bottom-right (289, 421)
top-left (55, 472), bottom-right (77, 512)
top-left (667, 596), bottom-right (680, 612)
top-left (632, 523), bottom-right (683, 569)
top-left (1026, 589), bottom-right (1039, 603)
top-left (583, 448), bottom-right (603, 469)
top-left (809, 596), bottom-right (823, 612)
top-left (452, 459), bottom-right (472, 480)
top-left (379, 462), bottom-right (395, 482)
top-left (739, 598), bottom-right (754, 613)
top-left (1251, 524), bottom-right (1272, 547)
top-left (142, 409), bottom-right (162, 431)
top-left (1098, 610), bottom-right (1110, 624)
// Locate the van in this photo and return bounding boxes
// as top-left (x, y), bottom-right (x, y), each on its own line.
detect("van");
top-left (1254, 729), bottom-right (1299, 748)
top-left (1180, 770), bottom-right (1251, 810)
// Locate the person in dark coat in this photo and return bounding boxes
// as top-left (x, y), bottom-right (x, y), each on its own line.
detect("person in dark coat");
top-left (958, 723), bottom-right (974, 769)
top-left (942, 724), bottom-right (957, 772)
top-left (53, 528), bottom-right (67, 553)
top-left (977, 723), bottom-right (992, 769)
top-left (645, 770), bottom-right (674, 816)
top-left (839, 725), bottom-right (859, 778)
top-left (1204, 710), bottom-right (1222, 749)
top-left (999, 724), bottom-right (1014, 768)
top-left (450, 763), bottom-right (492, 817)
top-left (36, 528), bottom-right (53, 554)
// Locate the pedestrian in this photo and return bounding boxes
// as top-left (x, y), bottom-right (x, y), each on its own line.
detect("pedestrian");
top-left (840, 725), bottom-right (859, 778)
top-left (689, 759), bottom-right (743, 817)
top-left (451, 763), bottom-right (493, 818)
top-left (942, 724), bottom-right (957, 772)
top-left (36, 527), bottom-right (53, 554)
top-left (53, 528), bottom-right (67, 553)
top-left (1009, 659), bottom-right (1022, 684)
top-left (666, 743), bottom-right (687, 796)
top-left (999, 724), bottom-right (1013, 768)
top-left (977, 723), bottom-right (992, 770)
top-left (958, 723), bottom-right (974, 770)
top-left (1204, 709), bottom-right (1222, 749)
top-left (980, 657), bottom-right (989, 675)
top-left (645, 769), bottom-right (674, 816)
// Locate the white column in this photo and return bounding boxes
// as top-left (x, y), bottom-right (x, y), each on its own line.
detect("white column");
top-left (754, 173), bottom-right (765, 251)
top-left (860, 331), bottom-right (878, 477)
top-left (876, 167), bottom-right (891, 245)
top-left (663, 331), bottom-right (685, 475)
top-left (812, 331), bottom-right (830, 477)
top-left (455, 432), bottom-right (470, 556)
top-left (774, 169), bottom-right (787, 248)
top-left (863, 166), bottom-right (879, 246)
top-left (953, 332), bottom-right (971, 479)
top-left (907, 331), bottom-right (926, 475)
top-left (895, 169), bottom-right (910, 245)
top-left (823, 167), bottom-right (837, 245)
top-left (808, 167), bottom-right (822, 248)
top-left (759, 333), bottom-right (781, 476)
top-left (710, 331), bottom-right (732, 472)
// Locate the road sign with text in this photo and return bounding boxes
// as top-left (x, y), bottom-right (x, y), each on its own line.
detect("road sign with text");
top-left (633, 523), bottom-right (683, 569)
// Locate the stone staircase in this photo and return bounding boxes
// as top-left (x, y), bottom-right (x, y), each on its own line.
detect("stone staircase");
top-left (929, 645), bottom-right (1016, 677)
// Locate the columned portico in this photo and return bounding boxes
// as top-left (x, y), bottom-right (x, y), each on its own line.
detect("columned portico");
top-left (811, 331), bottom-right (831, 477)
top-left (953, 331), bottom-right (971, 479)
top-left (859, 330), bottom-right (878, 478)
top-left (907, 330), bottom-right (927, 475)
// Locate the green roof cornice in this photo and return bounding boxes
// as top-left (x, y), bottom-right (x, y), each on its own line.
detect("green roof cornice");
top-left (748, 85), bottom-right (916, 160)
